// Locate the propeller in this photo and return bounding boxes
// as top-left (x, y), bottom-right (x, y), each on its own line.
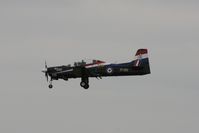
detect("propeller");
top-left (45, 61), bottom-right (48, 69)
top-left (42, 61), bottom-right (49, 82)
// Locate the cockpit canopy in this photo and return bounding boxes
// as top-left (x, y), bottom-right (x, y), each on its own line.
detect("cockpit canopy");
top-left (73, 59), bottom-right (105, 67)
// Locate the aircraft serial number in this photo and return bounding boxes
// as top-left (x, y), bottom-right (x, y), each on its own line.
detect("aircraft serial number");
top-left (120, 68), bottom-right (129, 72)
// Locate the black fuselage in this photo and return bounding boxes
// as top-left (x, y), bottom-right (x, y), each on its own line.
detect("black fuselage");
top-left (47, 58), bottom-right (150, 80)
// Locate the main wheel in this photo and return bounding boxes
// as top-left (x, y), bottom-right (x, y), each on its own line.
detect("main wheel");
top-left (80, 81), bottom-right (86, 87)
top-left (80, 81), bottom-right (89, 89)
top-left (49, 84), bottom-right (53, 89)
top-left (83, 84), bottom-right (89, 89)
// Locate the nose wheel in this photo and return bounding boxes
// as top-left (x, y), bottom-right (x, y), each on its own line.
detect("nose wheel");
top-left (48, 80), bottom-right (53, 89)
top-left (49, 84), bottom-right (53, 89)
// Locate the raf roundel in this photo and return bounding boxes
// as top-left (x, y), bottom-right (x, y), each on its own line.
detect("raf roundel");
top-left (106, 67), bottom-right (113, 74)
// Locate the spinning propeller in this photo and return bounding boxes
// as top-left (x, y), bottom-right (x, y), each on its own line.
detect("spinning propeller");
top-left (42, 61), bottom-right (49, 82)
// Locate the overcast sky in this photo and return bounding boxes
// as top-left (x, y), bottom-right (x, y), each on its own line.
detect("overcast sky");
top-left (0, 0), bottom-right (199, 133)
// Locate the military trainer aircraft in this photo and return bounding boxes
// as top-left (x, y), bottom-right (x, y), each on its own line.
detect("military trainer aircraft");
top-left (42, 49), bottom-right (151, 89)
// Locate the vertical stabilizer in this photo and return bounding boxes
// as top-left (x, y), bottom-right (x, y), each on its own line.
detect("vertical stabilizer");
top-left (134, 49), bottom-right (148, 66)
top-left (133, 49), bottom-right (151, 74)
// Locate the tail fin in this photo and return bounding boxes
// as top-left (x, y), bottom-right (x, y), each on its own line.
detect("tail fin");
top-left (133, 49), bottom-right (151, 74)
top-left (134, 49), bottom-right (148, 67)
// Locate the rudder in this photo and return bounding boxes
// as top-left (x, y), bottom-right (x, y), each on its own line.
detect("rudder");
top-left (133, 49), bottom-right (151, 74)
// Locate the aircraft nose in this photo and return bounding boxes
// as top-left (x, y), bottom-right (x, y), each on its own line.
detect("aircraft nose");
top-left (42, 69), bottom-right (47, 73)
top-left (42, 70), bottom-right (46, 73)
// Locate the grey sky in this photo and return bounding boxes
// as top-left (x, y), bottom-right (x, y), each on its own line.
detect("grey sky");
top-left (0, 0), bottom-right (199, 133)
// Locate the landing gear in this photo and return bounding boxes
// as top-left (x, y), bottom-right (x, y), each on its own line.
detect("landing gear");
top-left (49, 84), bottom-right (53, 89)
top-left (80, 77), bottom-right (89, 89)
top-left (48, 80), bottom-right (53, 89)
top-left (80, 81), bottom-right (89, 89)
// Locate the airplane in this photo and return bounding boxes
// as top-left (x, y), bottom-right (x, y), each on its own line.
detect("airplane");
top-left (42, 49), bottom-right (151, 89)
